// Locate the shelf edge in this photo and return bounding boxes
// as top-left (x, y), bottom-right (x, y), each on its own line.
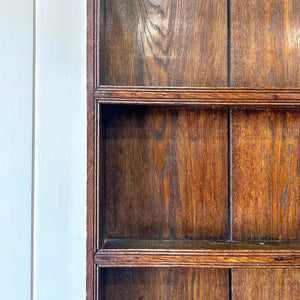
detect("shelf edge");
top-left (94, 87), bottom-right (300, 108)
top-left (94, 248), bottom-right (300, 268)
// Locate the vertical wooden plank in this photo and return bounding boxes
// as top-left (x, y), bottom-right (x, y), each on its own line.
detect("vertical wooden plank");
top-left (231, 0), bottom-right (300, 87)
top-left (95, 1), bottom-right (229, 298)
top-left (102, 0), bottom-right (227, 86)
top-left (231, 1), bottom-right (300, 297)
top-left (104, 106), bottom-right (228, 241)
top-left (103, 105), bottom-right (229, 299)
top-left (232, 110), bottom-right (300, 241)
top-left (232, 110), bottom-right (300, 298)
top-left (233, 269), bottom-right (300, 300)
top-left (102, 268), bottom-right (229, 300)
top-left (87, 0), bottom-right (95, 298)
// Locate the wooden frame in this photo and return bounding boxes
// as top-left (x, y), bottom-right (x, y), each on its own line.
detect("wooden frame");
top-left (87, 0), bottom-right (300, 299)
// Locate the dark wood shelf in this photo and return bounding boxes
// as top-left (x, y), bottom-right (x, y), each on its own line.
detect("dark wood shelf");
top-left (88, 0), bottom-right (300, 297)
top-left (95, 87), bottom-right (300, 108)
top-left (95, 239), bottom-right (300, 268)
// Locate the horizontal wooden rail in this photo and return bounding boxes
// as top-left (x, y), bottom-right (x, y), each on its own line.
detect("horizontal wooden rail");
top-left (95, 240), bottom-right (300, 268)
top-left (95, 86), bottom-right (300, 108)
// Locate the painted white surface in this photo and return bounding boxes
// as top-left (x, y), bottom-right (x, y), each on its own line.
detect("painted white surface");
top-left (0, 1), bottom-right (86, 298)
top-left (34, 0), bottom-right (86, 299)
top-left (0, 1), bottom-right (33, 299)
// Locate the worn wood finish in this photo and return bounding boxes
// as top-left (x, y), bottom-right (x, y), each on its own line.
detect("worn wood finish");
top-left (231, 0), bottom-right (300, 87)
top-left (230, 0), bottom-right (300, 297)
top-left (232, 110), bottom-right (300, 241)
top-left (101, 239), bottom-right (300, 251)
top-left (101, 0), bottom-right (227, 86)
top-left (103, 105), bottom-right (228, 240)
top-left (101, 268), bottom-right (229, 300)
top-left (88, 0), bottom-right (300, 299)
top-left (232, 269), bottom-right (300, 300)
top-left (95, 87), bottom-right (300, 107)
top-left (95, 105), bottom-right (107, 251)
top-left (96, 239), bottom-right (300, 268)
top-left (87, 0), bottom-right (95, 298)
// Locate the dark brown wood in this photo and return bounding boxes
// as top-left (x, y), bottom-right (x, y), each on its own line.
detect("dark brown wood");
top-left (231, 0), bottom-right (300, 87)
top-left (232, 110), bottom-right (300, 241)
top-left (95, 239), bottom-right (300, 268)
top-left (103, 105), bottom-right (228, 240)
top-left (101, 268), bottom-right (229, 300)
top-left (99, 0), bottom-right (227, 86)
top-left (230, 1), bottom-right (300, 296)
top-left (101, 239), bottom-right (300, 251)
top-left (232, 269), bottom-right (300, 300)
top-left (87, 0), bottom-right (95, 298)
top-left (95, 86), bottom-right (300, 107)
top-left (88, 0), bottom-right (300, 299)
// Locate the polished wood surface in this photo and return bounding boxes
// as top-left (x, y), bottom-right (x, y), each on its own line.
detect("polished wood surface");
top-left (96, 239), bottom-right (300, 268)
top-left (230, 0), bottom-right (300, 296)
top-left (232, 110), bottom-right (300, 241)
top-left (104, 105), bottom-right (228, 240)
top-left (88, 0), bottom-right (300, 299)
top-left (101, 239), bottom-right (300, 251)
top-left (233, 269), bottom-right (300, 300)
top-left (101, 268), bottom-right (229, 300)
top-left (101, 0), bottom-right (227, 86)
top-left (231, 0), bottom-right (300, 87)
top-left (95, 87), bottom-right (300, 108)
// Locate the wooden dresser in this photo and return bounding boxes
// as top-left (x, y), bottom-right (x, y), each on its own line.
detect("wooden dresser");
top-left (87, 0), bottom-right (300, 299)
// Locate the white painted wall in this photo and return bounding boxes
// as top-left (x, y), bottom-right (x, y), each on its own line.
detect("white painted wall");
top-left (34, 0), bottom-right (86, 299)
top-left (0, 1), bottom-right (33, 299)
top-left (0, 0), bottom-right (86, 299)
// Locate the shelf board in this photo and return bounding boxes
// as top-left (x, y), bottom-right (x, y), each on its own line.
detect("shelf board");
top-left (95, 239), bottom-right (300, 268)
top-left (95, 86), bottom-right (300, 108)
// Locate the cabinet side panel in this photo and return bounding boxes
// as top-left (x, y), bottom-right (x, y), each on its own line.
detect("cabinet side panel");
top-left (231, 0), bottom-right (300, 87)
top-left (102, 0), bottom-right (227, 86)
top-left (232, 269), bottom-right (300, 300)
top-left (101, 268), bottom-right (229, 300)
top-left (104, 106), bottom-right (228, 240)
top-left (232, 110), bottom-right (300, 241)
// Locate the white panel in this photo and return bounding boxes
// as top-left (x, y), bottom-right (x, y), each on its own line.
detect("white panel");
top-left (35, 0), bottom-right (86, 299)
top-left (0, 1), bottom-right (33, 299)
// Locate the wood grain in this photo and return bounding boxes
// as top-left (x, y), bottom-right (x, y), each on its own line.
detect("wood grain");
top-left (100, 268), bottom-right (229, 300)
top-left (231, 0), bottom-right (300, 87)
top-left (96, 239), bottom-right (300, 268)
top-left (101, 239), bottom-right (300, 251)
top-left (104, 105), bottom-right (228, 240)
top-left (95, 104), bottom-right (107, 250)
top-left (102, 0), bottom-right (227, 86)
top-left (232, 110), bottom-right (300, 241)
top-left (88, 1), bottom-right (300, 299)
top-left (87, 0), bottom-right (95, 298)
top-left (232, 269), bottom-right (300, 300)
top-left (230, 1), bottom-right (300, 297)
top-left (95, 86), bottom-right (300, 108)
